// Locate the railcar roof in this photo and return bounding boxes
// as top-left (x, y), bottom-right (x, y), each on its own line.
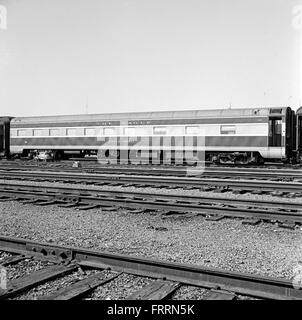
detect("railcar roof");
top-left (11, 107), bottom-right (287, 124)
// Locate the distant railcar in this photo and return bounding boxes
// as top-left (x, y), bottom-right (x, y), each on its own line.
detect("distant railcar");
top-left (8, 107), bottom-right (296, 164)
top-left (0, 117), bottom-right (12, 158)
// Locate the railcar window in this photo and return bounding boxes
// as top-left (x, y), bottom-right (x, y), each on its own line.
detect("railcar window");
top-left (124, 127), bottom-right (136, 135)
top-left (275, 120), bottom-right (282, 134)
top-left (50, 129), bottom-right (61, 136)
top-left (33, 129), bottom-right (49, 136)
top-left (66, 128), bottom-right (84, 136)
top-left (167, 126), bottom-right (183, 135)
top-left (84, 128), bottom-right (97, 136)
top-left (220, 125), bottom-right (236, 134)
top-left (124, 127), bottom-right (151, 135)
top-left (185, 126), bottom-right (200, 135)
top-left (268, 117), bottom-right (282, 147)
top-left (269, 120), bottom-right (282, 136)
top-left (103, 127), bottom-right (117, 135)
top-left (17, 129), bottom-right (32, 137)
top-left (137, 127), bottom-right (151, 135)
top-left (153, 127), bottom-right (167, 135)
top-left (10, 130), bottom-right (17, 136)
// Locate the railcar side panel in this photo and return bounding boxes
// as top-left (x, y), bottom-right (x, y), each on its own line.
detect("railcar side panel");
top-left (9, 107), bottom-right (293, 163)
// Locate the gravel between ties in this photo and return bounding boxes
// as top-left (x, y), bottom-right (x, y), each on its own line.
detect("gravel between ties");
top-left (0, 179), bottom-right (302, 283)
top-left (1, 178), bottom-right (302, 204)
top-left (0, 200), bottom-right (302, 281)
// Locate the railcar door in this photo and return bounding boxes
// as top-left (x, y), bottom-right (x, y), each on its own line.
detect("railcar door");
top-left (285, 108), bottom-right (296, 159)
top-left (268, 117), bottom-right (282, 147)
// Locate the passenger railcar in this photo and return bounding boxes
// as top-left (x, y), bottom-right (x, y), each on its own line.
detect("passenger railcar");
top-left (8, 106), bottom-right (296, 164)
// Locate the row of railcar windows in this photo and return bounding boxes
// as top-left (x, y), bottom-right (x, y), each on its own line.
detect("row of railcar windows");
top-left (11, 125), bottom-right (237, 137)
top-left (11, 126), bottom-right (202, 137)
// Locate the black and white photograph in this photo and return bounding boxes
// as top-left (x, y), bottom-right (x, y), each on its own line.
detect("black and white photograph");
top-left (0, 0), bottom-right (302, 310)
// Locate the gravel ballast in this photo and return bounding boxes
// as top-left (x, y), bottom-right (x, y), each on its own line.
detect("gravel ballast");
top-left (1, 179), bottom-right (302, 283)
top-left (0, 194), bottom-right (302, 282)
top-left (6, 259), bottom-right (54, 281)
top-left (85, 273), bottom-right (154, 300)
top-left (1, 178), bottom-right (302, 204)
top-left (12, 268), bottom-right (105, 300)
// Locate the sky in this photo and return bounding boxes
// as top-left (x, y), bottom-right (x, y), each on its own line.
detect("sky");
top-left (0, 0), bottom-right (301, 117)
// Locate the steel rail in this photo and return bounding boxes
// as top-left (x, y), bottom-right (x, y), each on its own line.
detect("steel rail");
top-left (2, 158), bottom-right (302, 170)
top-left (1, 180), bottom-right (301, 210)
top-left (0, 182), bottom-right (301, 223)
top-left (0, 235), bottom-right (300, 300)
top-left (1, 164), bottom-right (302, 179)
top-left (1, 169), bottom-right (302, 193)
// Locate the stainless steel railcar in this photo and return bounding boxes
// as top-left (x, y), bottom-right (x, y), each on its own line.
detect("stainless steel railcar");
top-left (7, 106), bottom-right (297, 164)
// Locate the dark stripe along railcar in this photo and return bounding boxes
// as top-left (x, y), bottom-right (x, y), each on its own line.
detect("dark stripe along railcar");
top-left (9, 107), bottom-right (296, 164)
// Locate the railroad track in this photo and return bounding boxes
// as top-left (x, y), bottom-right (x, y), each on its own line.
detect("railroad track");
top-left (2, 158), bottom-right (302, 169)
top-left (1, 169), bottom-right (302, 195)
top-left (0, 235), bottom-right (301, 300)
top-left (0, 181), bottom-right (301, 226)
top-left (1, 162), bottom-right (302, 180)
